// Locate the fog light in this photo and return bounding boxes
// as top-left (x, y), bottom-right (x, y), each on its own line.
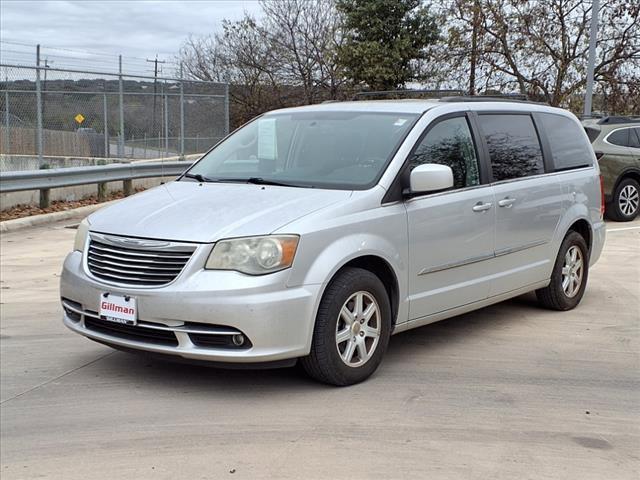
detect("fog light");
top-left (232, 334), bottom-right (245, 346)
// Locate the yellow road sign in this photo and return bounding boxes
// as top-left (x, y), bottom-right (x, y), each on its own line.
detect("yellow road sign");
top-left (74, 114), bottom-right (85, 124)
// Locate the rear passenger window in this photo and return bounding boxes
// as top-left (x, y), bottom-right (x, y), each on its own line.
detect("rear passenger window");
top-left (408, 116), bottom-right (480, 189)
top-left (607, 128), bottom-right (629, 147)
top-left (480, 114), bottom-right (544, 181)
top-left (629, 128), bottom-right (640, 149)
top-left (539, 113), bottom-right (593, 170)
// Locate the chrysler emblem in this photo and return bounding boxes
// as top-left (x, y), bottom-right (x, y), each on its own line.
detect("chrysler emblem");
top-left (103, 235), bottom-right (171, 248)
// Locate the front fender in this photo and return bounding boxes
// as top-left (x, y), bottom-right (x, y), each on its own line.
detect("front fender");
top-left (285, 201), bottom-right (409, 328)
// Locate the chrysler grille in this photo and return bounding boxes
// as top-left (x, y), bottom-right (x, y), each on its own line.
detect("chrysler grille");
top-left (87, 238), bottom-right (195, 286)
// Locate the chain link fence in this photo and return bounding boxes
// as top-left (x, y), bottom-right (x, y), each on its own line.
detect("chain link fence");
top-left (0, 62), bottom-right (228, 172)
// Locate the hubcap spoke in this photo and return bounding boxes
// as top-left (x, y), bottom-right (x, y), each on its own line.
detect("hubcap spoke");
top-left (340, 306), bottom-right (355, 325)
top-left (342, 339), bottom-right (357, 363)
top-left (336, 327), bottom-right (351, 344)
top-left (362, 303), bottom-right (376, 323)
top-left (354, 293), bottom-right (364, 317)
top-left (362, 325), bottom-right (379, 338)
top-left (356, 339), bottom-right (368, 362)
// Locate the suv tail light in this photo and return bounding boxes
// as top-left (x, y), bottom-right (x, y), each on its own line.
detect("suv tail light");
top-left (599, 175), bottom-right (605, 219)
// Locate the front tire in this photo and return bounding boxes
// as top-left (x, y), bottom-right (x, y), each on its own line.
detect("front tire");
top-left (536, 231), bottom-right (589, 311)
top-left (607, 178), bottom-right (640, 222)
top-left (301, 267), bottom-right (392, 386)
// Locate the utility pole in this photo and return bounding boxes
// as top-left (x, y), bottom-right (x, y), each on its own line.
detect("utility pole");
top-left (469, 0), bottom-right (480, 96)
top-left (584, 0), bottom-right (600, 117)
top-left (146, 55), bottom-right (166, 143)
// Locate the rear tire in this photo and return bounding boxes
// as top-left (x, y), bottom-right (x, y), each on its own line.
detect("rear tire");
top-left (536, 231), bottom-right (589, 311)
top-left (607, 178), bottom-right (640, 222)
top-left (301, 267), bottom-right (391, 386)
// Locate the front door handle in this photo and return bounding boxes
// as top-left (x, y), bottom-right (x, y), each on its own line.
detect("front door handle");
top-left (472, 201), bottom-right (492, 212)
top-left (498, 197), bottom-right (516, 208)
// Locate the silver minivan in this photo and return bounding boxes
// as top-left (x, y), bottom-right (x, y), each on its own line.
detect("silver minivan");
top-left (61, 99), bottom-right (606, 385)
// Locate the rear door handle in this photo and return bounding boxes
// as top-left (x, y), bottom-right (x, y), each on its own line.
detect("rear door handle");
top-left (472, 202), bottom-right (493, 212)
top-left (498, 197), bottom-right (516, 208)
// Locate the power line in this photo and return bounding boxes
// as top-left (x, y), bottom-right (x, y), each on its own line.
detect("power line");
top-left (0, 40), bottom-right (180, 63)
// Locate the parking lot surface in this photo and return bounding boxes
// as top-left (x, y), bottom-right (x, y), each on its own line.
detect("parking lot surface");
top-left (1, 219), bottom-right (639, 479)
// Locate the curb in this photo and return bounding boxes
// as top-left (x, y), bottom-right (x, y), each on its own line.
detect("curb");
top-left (0, 200), bottom-right (118, 233)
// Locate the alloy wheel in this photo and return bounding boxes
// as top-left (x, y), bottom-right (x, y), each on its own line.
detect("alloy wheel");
top-left (561, 246), bottom-right (584, 298)
top-left (619, 184), bottom-right (639, 217)
top-left (335, 291), bottom-right (381, 367)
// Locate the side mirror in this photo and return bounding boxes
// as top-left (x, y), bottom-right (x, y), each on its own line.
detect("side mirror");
top-left (409, 164), bottom-right (454, 194)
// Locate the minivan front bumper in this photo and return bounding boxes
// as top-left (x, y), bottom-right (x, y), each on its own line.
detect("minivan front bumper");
top-left (60, 251), bottom-right (321, 363)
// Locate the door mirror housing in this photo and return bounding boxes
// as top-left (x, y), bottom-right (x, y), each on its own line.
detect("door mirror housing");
top-left (409, 164), bottom-right (454, 194)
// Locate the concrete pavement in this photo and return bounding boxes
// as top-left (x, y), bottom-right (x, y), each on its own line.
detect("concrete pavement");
top-left (1, 220), bottom-right (638, 479)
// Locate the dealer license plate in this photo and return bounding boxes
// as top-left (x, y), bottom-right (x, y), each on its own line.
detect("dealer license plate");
top-left (99, 293), bottom-right (137, 326)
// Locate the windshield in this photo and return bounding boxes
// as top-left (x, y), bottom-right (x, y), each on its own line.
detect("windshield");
top-left (184, 111), bottom-right (419, 189)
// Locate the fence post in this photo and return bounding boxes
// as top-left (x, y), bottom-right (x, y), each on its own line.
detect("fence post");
top-left (35, 45), bottom-right (49, 208)
top-left (4, 90), bottom-right (9, 154)
top-left (224, 83), bottom-right (229, 136)
top-left (118, 55), bottom-right (124, 157)
top-left (103, 90), bottom-right (109, 158)
top-left (179, 62), bottom-right (185, 159)
top-left (164, 93), bottom-right (169, 155)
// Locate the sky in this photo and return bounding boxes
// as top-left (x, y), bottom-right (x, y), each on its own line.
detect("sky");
top-left (0, 0), bottom-right (262, 75)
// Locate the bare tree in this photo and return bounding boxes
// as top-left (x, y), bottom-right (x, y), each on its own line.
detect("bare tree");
top-left (260, 0), bottom-right (345, 103)
top-left (441, 0), bottom-right (639, 111)
top-left (179, 0), bottom-right (344, 125)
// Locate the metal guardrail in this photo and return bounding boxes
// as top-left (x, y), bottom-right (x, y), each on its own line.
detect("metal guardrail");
top-left (0, 160), bottom-right (195, 208)
top-left (0, 161), bottom-right (194, 193)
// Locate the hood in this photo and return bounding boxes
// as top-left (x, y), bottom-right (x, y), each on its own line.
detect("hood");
top-left (88, 181), bottom-right (352, 243)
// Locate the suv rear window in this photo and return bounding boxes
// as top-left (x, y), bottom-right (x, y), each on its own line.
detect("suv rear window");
top-left (630, 128), bottom-right (640, 148)
top-left (540, 113), bottom-right (593, 170)
top-left (479, 114), bottom-right (545, 181)
top-left (607, 128), bottom-right (630, 147)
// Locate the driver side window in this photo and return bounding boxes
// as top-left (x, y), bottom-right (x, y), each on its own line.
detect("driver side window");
top-left (408, 116), bottom-right (480, 189)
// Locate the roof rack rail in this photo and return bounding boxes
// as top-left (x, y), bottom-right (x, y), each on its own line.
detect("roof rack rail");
top-left (352, 89), bottom-right (464, 101)
top-left (596, 116), bottom-right (640, 125)
top-left (439, 94), bottom-right (547, 105)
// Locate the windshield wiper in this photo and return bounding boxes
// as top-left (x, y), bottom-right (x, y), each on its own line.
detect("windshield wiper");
top-left (214, 177), bottom-right (302, 187)
top-left (245, 177), bottom-right (301, 187)
top-left (183, 172), bottom-right (213, 182)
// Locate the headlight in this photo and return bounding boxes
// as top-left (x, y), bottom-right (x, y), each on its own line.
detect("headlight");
top-left (73, 218), bottom-right (91, 252)
top-left (205, 235), bottom-right (299, 275)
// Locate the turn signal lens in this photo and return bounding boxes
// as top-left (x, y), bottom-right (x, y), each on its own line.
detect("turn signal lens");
top-left (205, 235), bottom-right (299, 275)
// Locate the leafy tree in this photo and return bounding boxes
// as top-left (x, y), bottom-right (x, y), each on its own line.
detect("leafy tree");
top-left (336, 0), bottom-right (439, 90)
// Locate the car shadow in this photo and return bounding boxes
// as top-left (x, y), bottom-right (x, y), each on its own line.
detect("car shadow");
top-left (94, 292), bottom-right (544, 391)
